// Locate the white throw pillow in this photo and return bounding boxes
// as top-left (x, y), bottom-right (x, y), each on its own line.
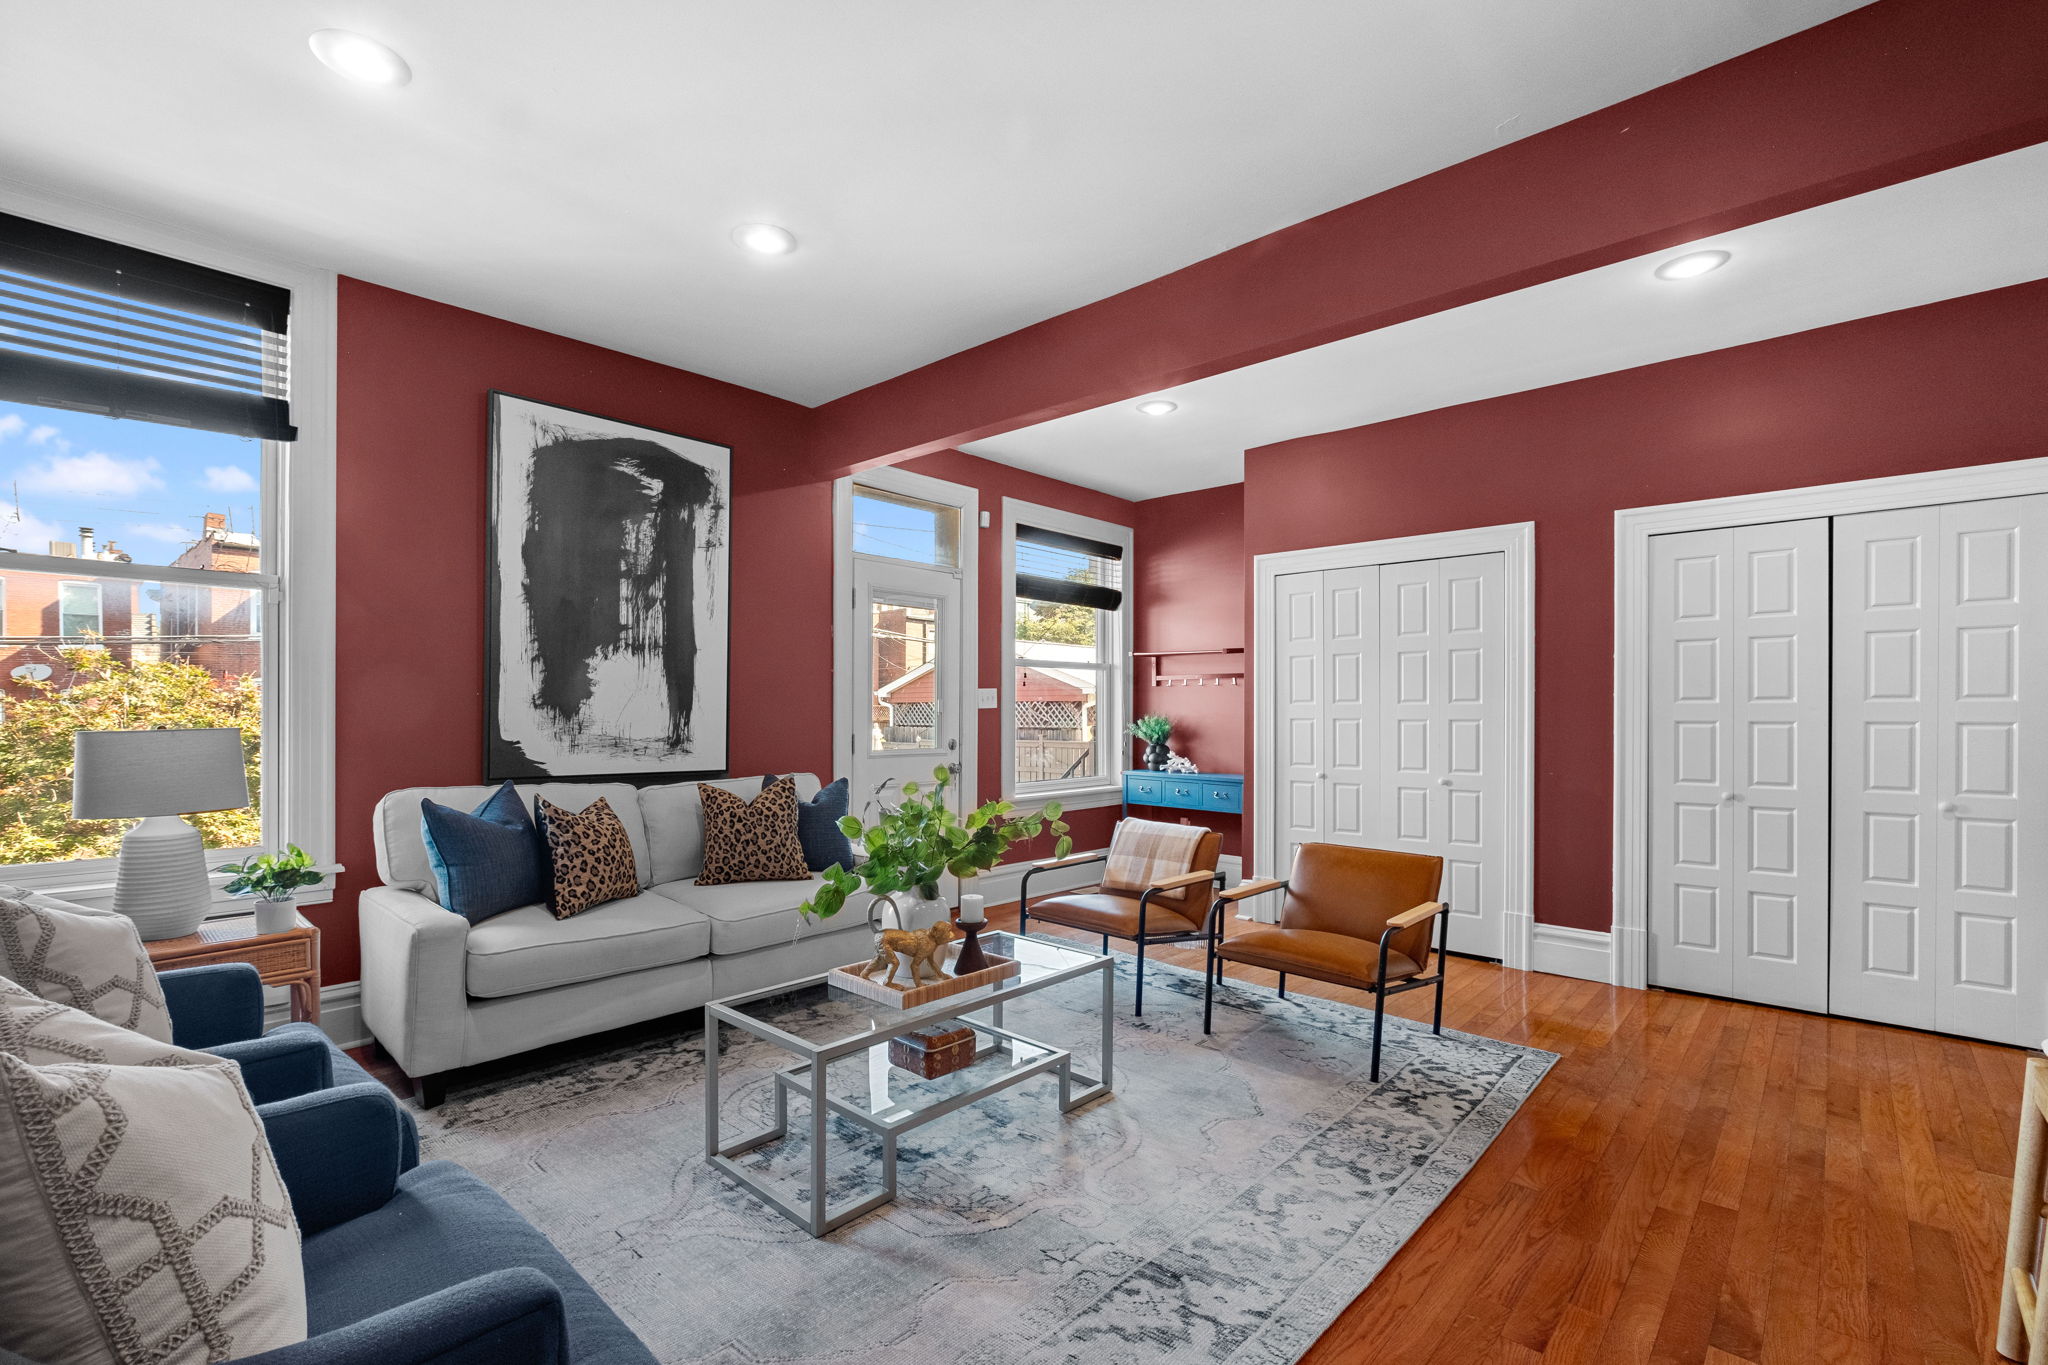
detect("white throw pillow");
top-left (0, 1022), bottom-right (306, 1365)
top-left (0, 885), bottom-right (172, 1043)
top-left (0, 976), bottom-right (190, 1067)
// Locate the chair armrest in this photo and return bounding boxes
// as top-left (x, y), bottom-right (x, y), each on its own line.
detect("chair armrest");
top-left (1033, 851), bottom-right (1108, 870)
top-left (1385, 900), bottom-right (1446, 932)
top-left (231, 1268), bottom-right (570, 1365)
top-left (206, 1029), bottom-right (334, 1105)
top-left (1215, 877), bottom-right (1287, 902)
top-left (357, 885), bottom-right (471, 1079)
top-left (258, 1083), bottom-right (405, 1236)
top-left (162, 962), bottom-right (266, 1049)
top-left (1146, 868), bottom-right (1219, 893)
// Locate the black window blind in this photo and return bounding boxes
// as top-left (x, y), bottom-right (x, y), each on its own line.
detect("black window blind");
top-left (0, 212), bottom-right (295, 441)
top-left (1015, 523), bottom-right (1124, 612)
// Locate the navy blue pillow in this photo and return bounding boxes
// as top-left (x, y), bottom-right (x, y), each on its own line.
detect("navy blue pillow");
top-left (420, 781), bottom-right (546, 924)
top-left (765, 775), bottom-right (854, 872)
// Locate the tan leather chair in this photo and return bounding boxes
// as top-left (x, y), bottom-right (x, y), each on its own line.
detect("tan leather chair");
top-left (1204, 843), bottom-right (1448, 1080)
top-left (1019, 825), bottom-right (1225, 1016)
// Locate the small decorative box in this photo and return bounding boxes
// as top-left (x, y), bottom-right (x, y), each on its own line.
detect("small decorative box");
top-left (888, 1022), bottom-right (977, 1080)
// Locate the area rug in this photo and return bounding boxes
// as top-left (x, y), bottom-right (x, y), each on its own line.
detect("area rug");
top-left (417, 949), bottom-right (1555, 1365)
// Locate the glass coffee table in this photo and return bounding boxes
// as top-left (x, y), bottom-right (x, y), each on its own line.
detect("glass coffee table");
top-left (704, 930), bottom-right (1113, 1235)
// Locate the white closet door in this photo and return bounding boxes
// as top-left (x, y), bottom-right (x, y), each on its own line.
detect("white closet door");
top-left (1833, 495), bottom-right (2047, 1044)
top-left (1378, 553), bottom-right (1505, 957)
top-left (1648, 521), bottom-right (1829, 1010)
top-left (1274, 571), bottom-right (1327, 876)
top-left (1322, 566), bottom-right (1379, 849)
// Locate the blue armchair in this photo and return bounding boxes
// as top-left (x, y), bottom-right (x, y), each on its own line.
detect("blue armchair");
top-left (162, 962), bottom-right (420, 1170)
top-left (0, 1084), bottom-right (654, 1365)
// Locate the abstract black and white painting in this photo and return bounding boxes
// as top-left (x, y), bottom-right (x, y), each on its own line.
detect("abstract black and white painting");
top-left (486, 393), bottom-right (729, 780)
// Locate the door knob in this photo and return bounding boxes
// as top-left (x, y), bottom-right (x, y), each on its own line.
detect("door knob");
top-left (1437, 777), bottom-right (1452, 787)
top-left (1315, 771), bottom-right (1328, 780)
top-left (1720, 792), bottom-right (1744, 804)
top-left (1938, 801), bottom-right (1959, 815)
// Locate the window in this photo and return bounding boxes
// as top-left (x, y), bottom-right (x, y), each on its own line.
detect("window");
top-left (56, 581), bottom-right (101, 637)
top-left (852, 484), bottom-right (960, 568)
top-left (0, 204), bottom-right (327, 906)
top-left (1003, 500), bottom-right (1131, 802)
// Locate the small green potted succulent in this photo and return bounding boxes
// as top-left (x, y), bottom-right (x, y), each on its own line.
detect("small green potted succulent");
top-left (801, 765), bottom-right (1071, 938)
top-left (217, 844), bottom-right (326, 935)
top-left (1128, 714), bottom-right (1173, 771)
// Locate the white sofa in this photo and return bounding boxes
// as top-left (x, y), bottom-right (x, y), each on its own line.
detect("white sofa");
top-left (360, 773), bottom-right (871, 1106)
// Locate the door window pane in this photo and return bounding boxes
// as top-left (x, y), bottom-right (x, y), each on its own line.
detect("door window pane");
top-left (870, 597), bottom-right (938, 752)
top-left (853, 486), bottom-right (959, 568)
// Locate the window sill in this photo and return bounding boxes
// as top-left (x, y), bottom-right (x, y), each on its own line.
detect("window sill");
top-left (1006, 786), bottom-right (1123, 815)
top-left (1, 866), bottom-right (342, 917)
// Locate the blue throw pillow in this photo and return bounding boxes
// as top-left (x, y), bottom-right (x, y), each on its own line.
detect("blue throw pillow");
top-left (420, 781), bottom-right (546, 924)
top-left (765, 775), bottom-right (854, 872)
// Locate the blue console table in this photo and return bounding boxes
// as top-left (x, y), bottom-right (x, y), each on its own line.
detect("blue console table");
top-left (1122, 770), bottom-right (1243, 819)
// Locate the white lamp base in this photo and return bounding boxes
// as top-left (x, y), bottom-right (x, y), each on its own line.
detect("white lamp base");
top-left (112, 815), bottom-right (213, 941)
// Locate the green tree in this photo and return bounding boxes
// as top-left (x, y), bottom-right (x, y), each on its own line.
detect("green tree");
top-left (0, 646), bottom-right (261, 864)
top-left (1014, 597), bottom-right (1097, 646)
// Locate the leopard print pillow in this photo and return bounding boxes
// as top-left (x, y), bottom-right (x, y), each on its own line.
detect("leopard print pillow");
top-left (535, 796), bottom-right (640, 918)
top-left (696, 776), bottom-right (811, 886)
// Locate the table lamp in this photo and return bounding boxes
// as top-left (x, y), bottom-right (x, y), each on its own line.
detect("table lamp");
top-left (72, 727), bottom-right (252, 941)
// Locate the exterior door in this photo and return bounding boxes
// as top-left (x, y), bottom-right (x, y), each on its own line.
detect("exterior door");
top-left (1647, 521), bottom-right (1829, 1011)
top-left (1378, 553), bottom-right (1506, 958)
top-left (850, 555), bottom-right (963, 816)
top-left (1832, 496), bottom-right (2047, 1044)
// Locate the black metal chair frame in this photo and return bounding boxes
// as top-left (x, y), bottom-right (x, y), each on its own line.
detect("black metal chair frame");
top-left (1018, 853), bottom-right (1228, 1016)
top-left (1201, 882), bottom-right (1450, 1081)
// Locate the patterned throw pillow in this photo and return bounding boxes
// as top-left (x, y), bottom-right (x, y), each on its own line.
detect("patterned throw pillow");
top-left (534, 795), bottom-right (640, 918)
top-left (0, 885), bottom-right (172, 1043)
top-left (0, 1019), bottom-right (305, 1365)
top-left (1100, 818), bottom-right (1208, 907)
top-left (697, 776), bottom-right (812, 886)
top-left (0, 975), bottom-right (192, 1066)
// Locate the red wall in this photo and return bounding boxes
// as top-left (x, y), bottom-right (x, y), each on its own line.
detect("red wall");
top-left (898, 449), bottom-right (1137, 859)
top-left (1132, 483), bottom-right (1246, 854)
top-left (1242, 279), bottom-right (2048, 931)
top-left (329, 279), bottom-right (829, 982)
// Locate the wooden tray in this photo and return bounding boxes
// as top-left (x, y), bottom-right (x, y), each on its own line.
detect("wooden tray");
top-left (828, 952), bottom-right (1022, 1009)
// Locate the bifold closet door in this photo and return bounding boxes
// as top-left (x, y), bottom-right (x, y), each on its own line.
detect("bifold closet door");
top-left (1832, 495), bottom-right (2047, 1045)
top-left (1647, 521), bottom-right (1829, 1011)
top-left (1379, 553), bottom-right (1505, 958)
top-left (1274, 570), bottom-right (1328, 876)
top-left (1271, 567), bottom-right (1378, 869)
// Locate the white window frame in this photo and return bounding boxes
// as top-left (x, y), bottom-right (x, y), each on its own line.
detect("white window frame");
top-left (1001, 497), bottom-right (1132, 812)
top-left (56, 581), bottom-right (103, 639)
top-left (0, 185), bottom-right (339, 912)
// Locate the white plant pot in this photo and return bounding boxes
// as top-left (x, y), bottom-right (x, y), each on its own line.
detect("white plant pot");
top-left (252, 898), bottom-right (298, 937)
top-left (869, 893), bottom-right (953, 978)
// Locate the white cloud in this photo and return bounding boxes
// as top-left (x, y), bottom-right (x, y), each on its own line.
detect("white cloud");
top-left (202, 464), bottom-right (258, 494)
top-left (28, 425), bottom-right (58, 445)
top-left (0, 414), bottom-right (23, 441)
top-left (17, 449), bottom-right (165, 498)
top-left (0, 506), bottom-right (65, 553)
top-left (125, 522), bottom-right (196, 545)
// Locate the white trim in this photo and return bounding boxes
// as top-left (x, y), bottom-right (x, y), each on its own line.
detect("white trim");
top-left (1528, 924), bottom-right (1614, 984)
top-left (1611, 456), bottom-right (2048, 990)
top-left (0, 184), bottom-right (339, 896)
top-left (1000, 498), bottom-right (1134, 808)
top-left (262, 979), bottom-right (367, 1050)
top-left (832, 465), bottom-right (979, 813)
top-left (1251, 522), bottom-right (1535, 968)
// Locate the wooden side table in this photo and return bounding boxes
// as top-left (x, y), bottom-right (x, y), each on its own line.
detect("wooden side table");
top-left (146, 912), bottom-right (322, 1024)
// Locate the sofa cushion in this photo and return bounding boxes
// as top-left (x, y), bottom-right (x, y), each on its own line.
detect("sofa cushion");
top-left (420, 783), bottom-right (546, 925)
top-left (0, 975), bottom-right (191, 1065)
top-left (535, 796), bottom-right (641, 918)
top-left (767, 774), bottom-right (856, 872)
top-left (649, 876), bottom-right (865, 956)
top-left (376, 784), bottom-right (649, 905)
top-left (641, 774), bottom-right (819, 885)
top-left (464, 895), bottom-right (712, 999)
top-left (696, 778), bottom-right (811, 886)
top-left (0, 886), bottom-right (172, 1042)
top-left (302, 1160), bottom-right (654, 1364)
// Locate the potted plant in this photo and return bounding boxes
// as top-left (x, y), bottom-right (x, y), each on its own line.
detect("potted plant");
top-left (216, 844), bottom-right (326, 935)
top-left (801, 766), bottom-right (1071, 946)
top-left (1128, 714), bottom-right (1173, 771)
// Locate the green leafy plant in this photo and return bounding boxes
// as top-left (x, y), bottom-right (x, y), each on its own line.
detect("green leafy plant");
top-left (801, 765), bottom-right (1071, 921)
top-left (216, 844), bottom-right (325, 901)
top-left (1126, 714), bottom-right (1173, 744)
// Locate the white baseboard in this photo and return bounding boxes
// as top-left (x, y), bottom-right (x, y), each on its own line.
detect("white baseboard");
top-left (1528, 923), bottom-right (1614, 984)
top-left (975, 848), bottom-right (1242, 909)
top-left (262, 980), bottom-right (368, 1051)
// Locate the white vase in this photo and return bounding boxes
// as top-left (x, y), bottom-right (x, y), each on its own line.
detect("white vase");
top-left (868, 893), bottom-right (953, 979)
top-left (252, 897), bottom-right (298, 937)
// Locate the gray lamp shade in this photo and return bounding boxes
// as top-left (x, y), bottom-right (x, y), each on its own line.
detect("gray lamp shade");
top-left (72, 728), bottom-right (252, 819)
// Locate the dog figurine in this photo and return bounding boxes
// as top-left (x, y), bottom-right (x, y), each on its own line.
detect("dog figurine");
top-left (855, 922), bottom-right (960, 988)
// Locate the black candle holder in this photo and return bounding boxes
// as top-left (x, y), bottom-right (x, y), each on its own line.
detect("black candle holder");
top-left (952, 916), bottom-right (991, 976)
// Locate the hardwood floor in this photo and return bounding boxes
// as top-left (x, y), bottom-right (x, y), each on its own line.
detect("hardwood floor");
top-left (352, 905), bottom-right (2029, 1364)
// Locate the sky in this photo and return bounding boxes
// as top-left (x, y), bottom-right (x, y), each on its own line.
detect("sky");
top-left (0, 400), bottom-right (262, 566)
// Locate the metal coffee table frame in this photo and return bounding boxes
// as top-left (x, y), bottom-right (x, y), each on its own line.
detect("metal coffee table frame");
top-left (704, 938), bottom-right (1114, 1236)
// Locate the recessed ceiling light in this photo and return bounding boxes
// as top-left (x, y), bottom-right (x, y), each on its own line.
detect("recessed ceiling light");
top-left (1654, 249), bottom-right (1732, 281)
top-left (1135, 399), bottom-right (1178, 416)
top-left (308, 30), bottom-right (412, 86)
top-left (732, 223), bottom-right (798, 256)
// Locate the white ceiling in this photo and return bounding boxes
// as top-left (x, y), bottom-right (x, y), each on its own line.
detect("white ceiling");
top-left (0, 0), bottom-right (1864, 405)
top-left (963, 142), bottom-right (2048, 499)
